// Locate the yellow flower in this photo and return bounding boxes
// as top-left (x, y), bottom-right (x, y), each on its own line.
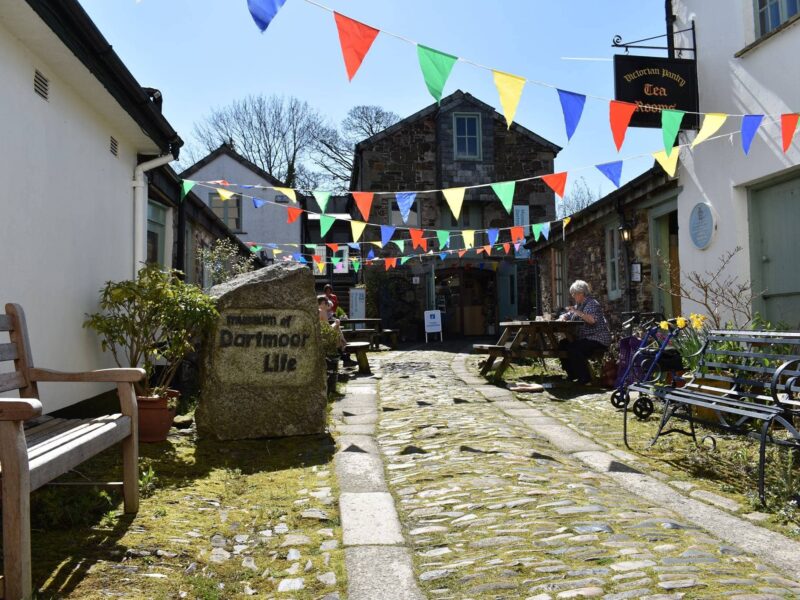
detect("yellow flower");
top-left (676, 316), bottom-right (688, 329)
top-left (689, 313), bottom-right (707, 330)
top-left (659, 320), bottom-right (670, 330)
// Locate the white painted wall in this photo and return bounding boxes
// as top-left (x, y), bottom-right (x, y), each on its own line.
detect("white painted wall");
top-left (187, 155), bottom-right (302, 257)
top-left (671, 1), bottom-right (800, 319)
top-left (0, 17), bottom-right (151, 410)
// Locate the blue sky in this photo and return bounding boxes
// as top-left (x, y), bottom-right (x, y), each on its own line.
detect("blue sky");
top-left (80, 0), bottom-right (670, 197)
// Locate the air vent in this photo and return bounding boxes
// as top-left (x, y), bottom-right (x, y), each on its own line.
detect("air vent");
top-left (110, 136), bottom-right (119, 157)
top-left (34, 70), bottom-right (49, 100)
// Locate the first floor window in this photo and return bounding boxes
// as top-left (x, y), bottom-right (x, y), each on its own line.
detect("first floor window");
top-left (210, 192), bottom-right (242, 232)
top-left (389, 200), bottom-right (421, 227)
top-left (146, 201), bottom-right (167, 266)
top-left (314, 246), bottom-right (327, 277)
top-left (453, 113), bottom-right (481, 159)
top-left (756, 0), bottom-right (799, 36)
top-left (552, 248), bottom-right (565, 309)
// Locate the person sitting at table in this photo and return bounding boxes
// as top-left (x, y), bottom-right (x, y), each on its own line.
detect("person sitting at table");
top-left (318, 295), bottom-right (355, 366)
top-left (323, 284), bottom-right (339, 314)
top-left (557, 280), bottom-right (611, 385)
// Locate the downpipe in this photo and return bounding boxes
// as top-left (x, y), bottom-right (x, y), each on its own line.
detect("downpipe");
top-left (132, 154), bottom-right (175, 276)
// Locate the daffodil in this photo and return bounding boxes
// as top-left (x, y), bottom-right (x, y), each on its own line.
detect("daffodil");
top-left (676, 316), bottom-right (688, 329)
top-left (660, 320), bottom-right (670, 330)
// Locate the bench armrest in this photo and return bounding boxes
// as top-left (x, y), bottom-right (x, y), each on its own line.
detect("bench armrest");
top-left (0, 398), bottom-right (42, 421)
top-left (771, 358), bottom-right (800, 405)
top-left (29, 367), bottom-right (145, 383)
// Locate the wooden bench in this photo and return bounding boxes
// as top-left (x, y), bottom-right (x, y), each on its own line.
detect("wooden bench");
top-left (379, 329), bottom-right (398, 349)
top-left (345, 342), bottom-right (371, 375)
top-left (343, 328), bottom-right (381, 351)
top-left (626, 329), bottom-right (800, 503)
top-left (0, 303), bottom-right (143, 599)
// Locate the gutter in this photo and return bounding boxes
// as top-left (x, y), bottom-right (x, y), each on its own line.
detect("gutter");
top-left (132, 155), bottom-right (175, 276)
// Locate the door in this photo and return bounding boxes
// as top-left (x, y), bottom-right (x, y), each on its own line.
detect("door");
top-left (750, 176), bottom-right (800, 326)
top-left (651, 211), bottom-right (680, 318)
top-left (497, 263), bottom-right (518, 322)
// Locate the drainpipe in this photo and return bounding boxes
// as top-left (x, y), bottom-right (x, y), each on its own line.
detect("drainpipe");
top-left (132, 154), bottom-right (175, 276)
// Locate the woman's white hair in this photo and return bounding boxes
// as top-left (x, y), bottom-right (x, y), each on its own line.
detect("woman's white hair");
top-left (569, 280), bottom-right (591, 296)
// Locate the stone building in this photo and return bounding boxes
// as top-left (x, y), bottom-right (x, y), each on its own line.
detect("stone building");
top-left (527, 167), bottom-right (678, 333)
top-left (350, 90), bottom-right (560, 339)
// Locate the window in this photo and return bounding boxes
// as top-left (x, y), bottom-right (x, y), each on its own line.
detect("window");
top-left (552, 248), bottom-right (566, 309)
top-left (756, 0), bottom-right (799, 36)
top-left (314, 246), bottom-right (327, 277)
top-left (513, 205), bottom-right (530, 259)
top-left (334, 247), bottom-right (349, 274)
top-left (146, 201), bottom-right (167, 266)
top-left (389, 200), bottom-right (421, 227)
top-left (606, 226), bottom-right (621, 299)
top-left (210, 192), bottom-right (242, 232)
top-left (453, 113), bottom-right (481, 159)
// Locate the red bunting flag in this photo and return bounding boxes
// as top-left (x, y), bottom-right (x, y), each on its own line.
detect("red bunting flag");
top-left (609, 101), bottom-right (638, 151)
top-left (326, 243), bottom-right (339, 253)
top-left (476, 248), bottom-right (485, 255)
top-left (352, 191), bottom-right (374, 221)
top-left (482, 244), bottom-right (492, 256)
top-left (782, 113), bottom-right (799, 152)
top-left (510, 226), bottom-right (525, 244)
top-left (542, 172), bottom-right (568, 198)
top-left (409, 228), bottom-right (427, 251)
top-left (384, 257), bottom-right (397, 271)
top-left (286, 206), bottom-right (303, 224)
top-left (502, 242), bottom-right (510, 254)
top-left (312, 255), bottom-right (322, 264)
top-left (458, 250), bottom-right (468, 258)
top-left (334, 12), bottom-right (380, 81)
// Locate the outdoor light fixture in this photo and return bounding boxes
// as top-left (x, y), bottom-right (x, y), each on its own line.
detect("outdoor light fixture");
top-left (619, 223), bottom-right (632, 243)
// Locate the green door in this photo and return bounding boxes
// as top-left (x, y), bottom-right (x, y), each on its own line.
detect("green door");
top-left (750, 176), bottom-right (800, 327)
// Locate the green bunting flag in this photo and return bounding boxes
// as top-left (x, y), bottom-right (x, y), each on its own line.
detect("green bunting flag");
top-left (400, 256), bottom-right (412, 265)
top-left (181, 180), bottom-right (196, 200)
top-left (661, 109), bottom-right (685, 156)
top-left (436, 230), bottom-right (451, 249)
top-left (491, 181), bottom-right (516, 214)
top-left (319, 214), bottom-right (336, 237)
top-left (331, 257), bottom-right (342, 266)
top-left (352, 259), bottom-right (361, 273)
top-left (392, 239), bottom-right (405, 253)
top-left (417, 45), bottom-right (458, 103)
top-left (531, 223), bottom-right (543, 242)
top-left (313, 191), bottom-right (332, 213)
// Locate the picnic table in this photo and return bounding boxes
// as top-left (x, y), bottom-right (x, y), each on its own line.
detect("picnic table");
top-left (474, 320), bottom-right (581, 380)
top-left (341, 318), bottom-right (396, 349)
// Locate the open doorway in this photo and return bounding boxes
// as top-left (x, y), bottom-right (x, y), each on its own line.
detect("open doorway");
top-left (651, 210), bottom-right (681, 318)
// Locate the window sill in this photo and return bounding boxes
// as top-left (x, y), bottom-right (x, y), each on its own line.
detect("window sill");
top-left (454, 155), bottom-right (482, 162)
top-left (735, 13), bottom-right (800, 57)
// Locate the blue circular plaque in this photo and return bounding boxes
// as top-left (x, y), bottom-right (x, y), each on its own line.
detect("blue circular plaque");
top-left (689, 203), bottom-right (715, 250)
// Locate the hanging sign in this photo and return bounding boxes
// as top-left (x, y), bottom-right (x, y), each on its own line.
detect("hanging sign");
top-left (689, 202), bottom-right (716, 250)
top-left (613, 55), bottom-right (698, 129)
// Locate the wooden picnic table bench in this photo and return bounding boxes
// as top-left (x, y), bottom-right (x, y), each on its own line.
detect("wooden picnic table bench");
top-left (341, 318), bottom-right (383, 350)
top-left (626, 328), bottom-right (800, 504)
top-left (0, 303), bottom-right (143, 599)
top-left (345, 342), bottom-right (371, 375)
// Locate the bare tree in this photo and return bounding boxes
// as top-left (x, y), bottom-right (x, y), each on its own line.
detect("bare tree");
top-left (557, 176), bottom-right (601, 218)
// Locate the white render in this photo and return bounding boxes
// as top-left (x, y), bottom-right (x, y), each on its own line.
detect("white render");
top-left (671, 1), bottom-right (799, 320)
top-left (0, 1), bottom-right (171, 410)
top-left (185, 153), bottom-right (301, 258)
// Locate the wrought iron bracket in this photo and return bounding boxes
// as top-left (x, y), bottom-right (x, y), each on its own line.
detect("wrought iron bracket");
top-left (612, 21), bottom-right (697, 57)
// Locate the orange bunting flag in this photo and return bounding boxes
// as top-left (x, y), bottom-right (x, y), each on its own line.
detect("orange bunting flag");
top-left (609, 100), bottom-right (638, 151)
top-left (326, 243), bottom-right (339, 253)
top-left (409, 228), bottom-right (427, 251)
top-left (482, 244), bottom-right (492, 256)
top-left (502, 242), bottom-right (510, 254)
top-left (384, 257), bottom-right (397, 271)
top-left (352, 191), bottom-right (374, 221)
top-left (510, 226), bottom-right (525, 244)
top-left (476, 248), bottom-right (485, 255)
top-left (286, 206), bottom-right (302, 224)
top-left (458, 250), bottom-right (468, 258)
top-left (782, 113), bottom-right (799, 152)
top-left (542, 172), bottom-right (568, 198)
top-left (312, 255), bottom-right (323, 264)
top-left (334, 12), bottom-right (380, 81)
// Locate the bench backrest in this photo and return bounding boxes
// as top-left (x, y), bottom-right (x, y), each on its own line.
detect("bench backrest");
top-left (0, 304), bottom-right (38, 399)
top-left (692, 329), bottom-right (800, 406)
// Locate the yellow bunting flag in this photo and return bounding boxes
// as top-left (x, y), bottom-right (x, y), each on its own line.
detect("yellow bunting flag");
top-left (563, 216), bottom-right (571, 240)
top-left (691, 113), bottom-right (727, 148)
top-left (274, 187), bottom-right (297, 203)
top-left (462, 230), bottom-right (475, 249)
top-left (216, 188), bottom-right (235, 201)
top-left (273, 249), bottom-right (283, 255)
top-left (442, 187), bottom-right (466, 220)
top-left (316, 261), bottom-right (326, 274)
top-left (350, 220), bottom-right (367, 242)
top-left (652, 148), bottom-right (681, 177)
top-left (493, 70), bottom-right (526, 128)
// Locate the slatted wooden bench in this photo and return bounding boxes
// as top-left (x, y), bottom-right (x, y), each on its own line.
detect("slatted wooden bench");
top-left (627, 328), bottom-right (800, 504)
top-left (0, 303), bottom-right (144, 599)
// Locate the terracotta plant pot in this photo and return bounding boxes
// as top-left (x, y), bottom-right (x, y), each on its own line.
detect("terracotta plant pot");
top-left (137, 393), bottom-right (177, 443)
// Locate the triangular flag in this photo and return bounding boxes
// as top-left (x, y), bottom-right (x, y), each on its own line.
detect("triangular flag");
top-left (487, 228), bottom-right (499, 246)
top-left (541, 222), bottom-right (551, 240)
top-left (380, 225), bottom-right (396, 247)
top-left (514, 242), bottom-right (521, 252)
top-left (367, 248), bottom-right (375, 260)
top-left (286, 206), bottom-right (302, 224)
top-left (692, 113), bottom-right (727, 148)
top-left (595, 161), bottom-right (623, 188)
top-left (609, 101), bottom-right (637, 151)
top-left (661, 109), bottom-right (685, 156)
top-left (347, 242), bottom-right (360, 250)
top-left (331, 257), bottom-right (342, 266)
top-left (247, 0), bottom-right (287, 32)
top-left (491, 181), bottom-right (515, 214)
top-left (253, 197), bottom-right (266, 208)
top-left (352, 191), bottom-right (374, 221)
top-left (781, 113), bottom-right (799, 152)
top-left (542, 172), bottom-right (568, 198)
top-left (384, 257), bottom-right (397, 271)
top-left (482, 244), bottom-right (492, 256)
top-left (292, 253), bottom-right (306, 264)
top-left (400, 256), bottom-right (412, 266)
top-left (319, 214), bottom-right (336, 237)
top-left (396, 192), bottom-right (416, 223)
top-left (370, 241), bottom-right (383, 248)
top-left (417, 45), bottom-right (458, 103)
top-left (333, 12), bottom-right (380, 81)
top-left (274, 187), bottom-right (297, 203)
top-left (653, 148), bottom-right (681, 177)
top-left (741, 114), bottom-right (763, 155)
top-left (436, 230), bottom-right (450, 249)
top-left (409, 228), bottom-right (427, 251)
top-left (462, 230), bottom-right (475, 249)
top-left (442, 187), bottom-right (466, 220)
top-left (439, 252), bottom-right (448, 261)
top-left (181, 180), bottom-right (196, 199)
top-left (217, 188), bottom-right (235, 201)
top-left (531, 223), bottom-right (543, 242)
top-left (502, 242), bottom-right (510, 254)
top-left (510, 226), bottom-right (525, 244)
top-left (304, 244), bottom-right (317, 250)
top-left (312, 255), bottom-right (323, 264)
top-left (326, 243), bottom-right (339, 253)
top-left (316, 261), bottom-right (326, 274)
top-left (493, 71), bottom-right (526, 128)
top-left (563, 216), bottom-right (572, 230)
top-left (392, 239), bottom-right (405, 253)
top-left (557, 89), bottom-right (586, 141)
top-left (350, 220), bottom-right (367, 241)
top-left (476, 248), bottom-right (485, 255)
top-left (352, 260), bottom-right (361, 273)
top-left (273, 248), bottom-right (282, 255)
top-left (313, 191), bottom-right (331, 213)
top-left (458, 250), bottom-right (468, 258)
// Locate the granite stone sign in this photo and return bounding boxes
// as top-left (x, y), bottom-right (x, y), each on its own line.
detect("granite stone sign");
top-left (197, 264), bottom-right (326, 440)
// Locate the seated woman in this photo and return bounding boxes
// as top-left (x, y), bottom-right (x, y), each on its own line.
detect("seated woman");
top-left (557, 280), bottom-right (611, 385)
top-left (318, 295), bottom-right (355, 366)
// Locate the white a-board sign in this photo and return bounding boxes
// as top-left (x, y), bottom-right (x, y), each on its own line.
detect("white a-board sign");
top-left (349, 288), bottom-right (366, 329)
top-left (424, 309), bottom-right (443, 343)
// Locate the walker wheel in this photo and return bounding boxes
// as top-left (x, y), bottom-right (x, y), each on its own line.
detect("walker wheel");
top-left (610, 389), bottom-right (629, 409)
top-left (633, 397), bottom-right (654, 419)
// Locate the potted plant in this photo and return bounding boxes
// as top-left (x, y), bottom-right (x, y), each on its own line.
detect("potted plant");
top-left (319, 321), bottom-right (342, 396)
top-left (85, 265), bottom-right (218, 442)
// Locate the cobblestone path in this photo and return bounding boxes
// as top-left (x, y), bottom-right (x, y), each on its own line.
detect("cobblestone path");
top-left (372, 349), bottom-right (800, 600)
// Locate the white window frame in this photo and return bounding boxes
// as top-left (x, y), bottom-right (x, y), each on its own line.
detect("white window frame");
top-left (146, 201), bottom-right (168, 267)
top-left (334, 247), bottom-right (350, 274)
top-left (606, 225), bottom-right (622, 300)
top-left (453, 113), bottom-right (482, 160)
top-left (389, 199), bottom-right (421, 227)
top-left (755, 0), bottom-right (799, 36)
top-left (209, 191), bottom-right (243, 232)
top-left (513, 205), bottom-right (531, 259)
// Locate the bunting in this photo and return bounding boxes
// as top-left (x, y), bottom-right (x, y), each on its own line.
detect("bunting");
top-left (181, 180), bottom-right (196, 199)
top-left (396, 192), bottom-right (417, 223)
top-left (661, 109), bottom-right (684, 156)
top-left (286, 206), bottom-right (302, 224)
top-left (482, 245), bottom-right (492, 256)
top-left (326, 243), bottom-right (339, 253)
top-left (216, 188), bottom-right (235, 202)
top-left (274, 187), bottom-right (297, 203)
top-left (352, 259), bottom-right (361, 273)
top-left (493, 71), bottom-right (526, 128)
top-left (782, 113), bottom-right (799, 152)
top-left (392, 239), bottom-right (405, 252)
top-left (247, 0), bottom-right (287, 32)
top-left (319, 214), bottom-right (336, 237)
top-left (562, 216), bottom-right (571, 239)
top-left (352, 191), bottom-right (374, 221)
top-left (542, 172), bottom-right (568, 198)
top-left (487, 228), bottom-right (499, 246)
top-left (557, 89), bottom-right (586, 141)
top-left (350, 220), bottom-right (367, 241)
top-left (436, 230), bottom-right (450, 249)
top-left (417, 45), bottom-right (458, 103)
top-left (691, 113), bottom-right (727, 148)
top-left (313, 190), bottom-right (331, 213)
top-left (491, 181), bottom-right (515, 214)
top-left (333, 12), bottom-right (380, 81)
top-left (502, 242), bottom-right (510, 254)
top-left (380, 224), bottom-right (396, 247)
top-left (384, 257), bottom-right (397, 271)
top-left (653, 147), bottom-right (681, 177)
top-left (439, 252), bottom-right (448, 261)
top-left (595, 161), bottom-right (623, 188)
top-left (442, 187), bottom-right (466, 220)
top-left (409, 228), bottom-right (427, 250)
top-left (510, 226), bottom-right (525, 244)
top-left (609, 101), bottom-right (638, 151)
top-left (531, 223), bottom-right (542, 242)
top-left (741, 114), bottom-right (763, 155)
top-left (462, 230), bottom-right (475, 249)
top-left (316, 261), bottom-right (326, 274)
top-left (253, 197), bottom-right (267, 208)
top-left (541, 222), bottom-right (551, 240)
top-left (458, 250), bottom-right (468, 258)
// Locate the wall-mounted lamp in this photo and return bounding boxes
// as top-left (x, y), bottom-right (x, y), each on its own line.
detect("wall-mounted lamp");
top-left (619, 222), bottom-right (632, 243)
